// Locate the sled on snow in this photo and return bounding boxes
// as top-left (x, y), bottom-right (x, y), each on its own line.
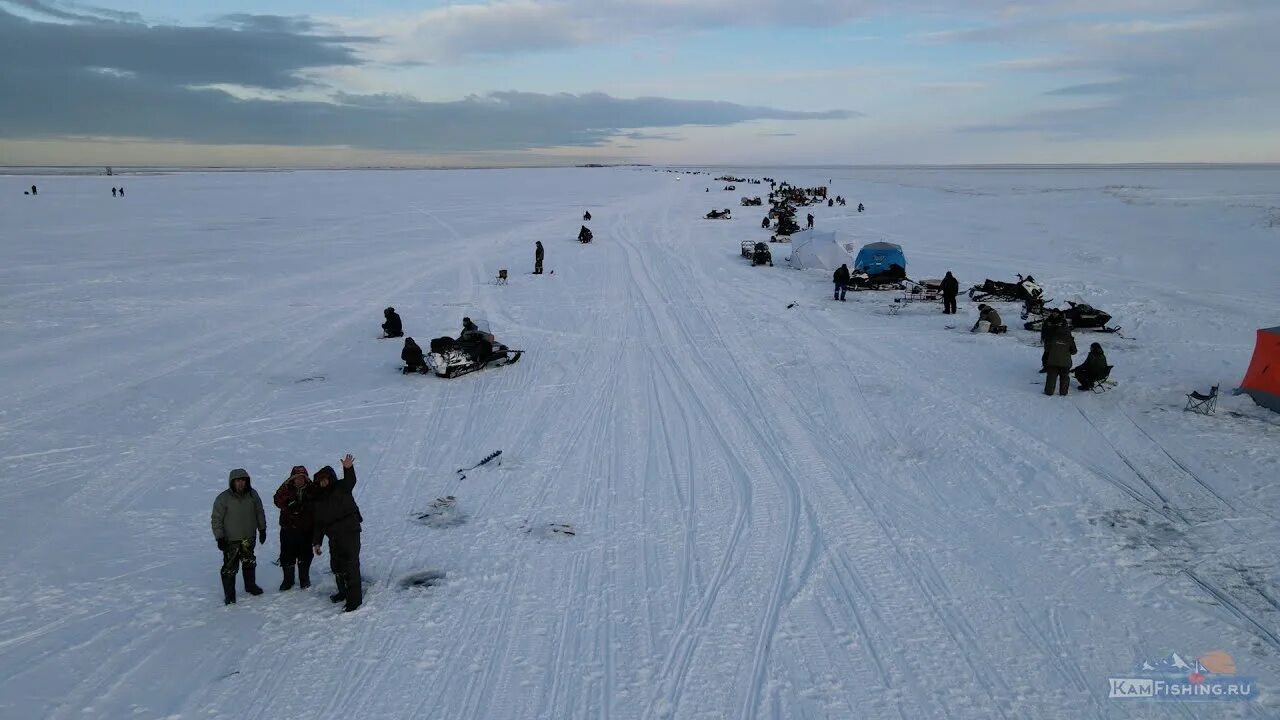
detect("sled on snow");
top-left (419, 335), bottom-right (523, 378)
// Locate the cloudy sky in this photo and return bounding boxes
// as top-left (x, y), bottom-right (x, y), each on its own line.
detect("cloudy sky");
top-left (2, 0), bottom-right (1278, 166)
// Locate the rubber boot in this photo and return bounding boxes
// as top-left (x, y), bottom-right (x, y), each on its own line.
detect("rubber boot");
top-left (343, 577), bottom-right (362, 613)
top-left (221, 574), bottom-right (237, 605)
top-left (279, 563), bottom-right (295, 592)
top-left (298, 560), bottom-right (312, 589)
top-left (243, 565), bottom-right (264, 596)
top-left (329, 573), bottom-right (347, 604)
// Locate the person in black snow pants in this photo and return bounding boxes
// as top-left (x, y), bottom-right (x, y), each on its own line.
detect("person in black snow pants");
top-left (402, 337), bottom-right (426, 374)
top-left (940, 271), bottom-right (959, 314)
top-left (806, 213), bottom-right (814, 229)
top-left (273, 466), bottom-right (315, 591)
top-left (534, 241), bottom-right (544, 274)
top-left (312, 455), bottom-right (363, 612)
top-left (382, 307), bottom-right (403, 338)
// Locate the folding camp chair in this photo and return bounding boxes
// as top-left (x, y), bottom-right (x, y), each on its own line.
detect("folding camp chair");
top-left (1184, 384), bottom-right (1218, 415)
top-left (495, 269), bottom-right (508, 285)
top-left (1088, 366), bottom-right (1116, 393)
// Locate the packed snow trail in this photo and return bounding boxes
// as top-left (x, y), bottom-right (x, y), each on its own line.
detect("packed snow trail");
top-left (1, 167), bottom-right (1278, 719)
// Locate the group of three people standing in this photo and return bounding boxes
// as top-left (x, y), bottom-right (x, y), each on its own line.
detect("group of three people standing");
top-left (210, 454), bottom-right (364, 612)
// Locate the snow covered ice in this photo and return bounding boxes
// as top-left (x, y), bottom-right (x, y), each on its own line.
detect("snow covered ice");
top-left (2, 166), bottom-right (1279, 719)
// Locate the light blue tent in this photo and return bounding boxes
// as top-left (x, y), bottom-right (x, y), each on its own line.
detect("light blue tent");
top-left (853, 241), bottom-right (906, 275)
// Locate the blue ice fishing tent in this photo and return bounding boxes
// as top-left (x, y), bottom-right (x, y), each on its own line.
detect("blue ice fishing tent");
top-left (853, 241), bottom-right (906, 275)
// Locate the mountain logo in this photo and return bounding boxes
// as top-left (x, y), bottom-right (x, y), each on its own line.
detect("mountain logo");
top-left (1110, 650), bottom-right (1256, 702)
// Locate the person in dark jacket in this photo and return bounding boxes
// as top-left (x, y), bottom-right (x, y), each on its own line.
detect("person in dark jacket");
top-left (583, 211), bottom-right (591, 221)
top-left (312, 455), bottom-right (363, 611)
top-left (1043, 324), bottom-right (1077, 396)
top-left (1039, 309), bottom-right (1067, 373)
top-left (534, 241), bottom-right (544, 275)
top-left (833, 264), bottom-right (850, 301)
top-left (762, 216), bottom-right (770, 229)
top-left (1072, 342), bottom-right (1110, 391)
top-left (402, 337), bottom-right (426, 373)
top-left (460, 317), bottom-right (479, 338)
top-left (31, 185), bottom-right (37, 196)
top-left (111, 187), bottom-right (117, 197)
top-left (806, 213), bottom-right (815, 229)
top-left (578, 225), bottom-right (593, 243)
top-left (940, 271), bottom-right (959, 314)
top-left (273, 466), bottom-right (315, 591)
top-left (212, 468), bottom-right (267, 604)
top-left (382, 307), bottom-right (403, 338)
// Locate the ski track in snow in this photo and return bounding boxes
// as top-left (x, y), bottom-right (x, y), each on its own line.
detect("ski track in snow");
top-left (1, 167), bottom-right (1279, 719)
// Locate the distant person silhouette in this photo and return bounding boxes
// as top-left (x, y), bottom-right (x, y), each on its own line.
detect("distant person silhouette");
top-left (112, 187), bottom-right (117, 197)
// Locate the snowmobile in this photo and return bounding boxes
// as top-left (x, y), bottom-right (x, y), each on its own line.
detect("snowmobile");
top-left (425, 333), bottom-right (522, 378)
top-left (705, 209), bottom-right (732, 219)
top-left (1023, 301), bottom-right (1119, 333)
top-left (967, 274), bottom-right (1044, 303)
top-left (750, 241), bottom-right (773, 266)
top-left (740, 196), bottom-right (763, 206)
top-left (775, 216), bottom-right (801, 236)
top-left (850, 264), bottom-right (907, 291)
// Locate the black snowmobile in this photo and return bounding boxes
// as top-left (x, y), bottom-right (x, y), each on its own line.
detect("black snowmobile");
top-left (850, 264), bottom-right (907, 291)
top-left (751, 242), bottom-right (773, 266)
top-left (740, 196), bottom-right (763, 206)
top-left (424, 330), bottom-right (522, 378)
top-left (705, 208), bottom-right (732, 219)
top-left (967, 274), bottom-right (1044, 303)
top-left (774, 215), bottom-right (801, 236)
top-left (1023, 301), bottom-right (1118, 333)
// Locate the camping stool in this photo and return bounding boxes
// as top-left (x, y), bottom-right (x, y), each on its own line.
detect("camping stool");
top-left (1184, 384), bottom-right (1219, 415)
top-left (496, 269), bottom-right (508, 285)
top-left (1090, 365), bottom-right (1117, 393)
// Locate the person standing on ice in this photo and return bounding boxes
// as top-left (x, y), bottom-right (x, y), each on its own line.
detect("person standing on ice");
top-left (807, 213), bottom-right (815, 229)
top-left (111, 187), bottom-right (117, 197)
top-left (940, 271), bottom-right (959, 315)
top-left (312, 454), bottom-right (363, 612)
top-left (833, 263), bottom-right (850, 302)
top-left (273, 466), bottom-right (315, 591)
top-left (534, 241), bottom-right (544, 275)
top-left (1042, 323), bottom-right (1077, 396)
top-left (211, 468), bottom-right (267, 605)
top-left (1039, 309), bottom-right (1067, 373)
top-left (857, 202), bottom-right (864, 213)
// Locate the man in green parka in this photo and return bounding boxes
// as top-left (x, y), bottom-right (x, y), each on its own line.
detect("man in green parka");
top-left (1043, 324), bottom-right (1078, 396)
top-left (212, 468), bottom-right (267, 605)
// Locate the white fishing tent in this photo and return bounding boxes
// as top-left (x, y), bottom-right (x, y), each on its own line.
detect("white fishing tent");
top-left (787, 231), bottom-right (852, 270)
